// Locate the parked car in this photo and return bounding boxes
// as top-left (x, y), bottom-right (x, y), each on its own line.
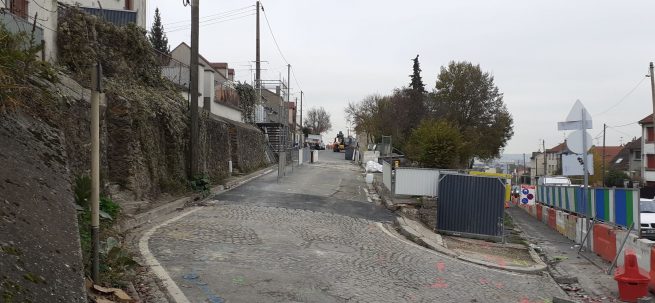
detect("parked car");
top-left (640, 198), bottom-right (655, 239)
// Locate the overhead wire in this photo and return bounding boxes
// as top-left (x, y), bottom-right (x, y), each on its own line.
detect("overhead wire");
top-left (31, 0), bottom-right (57, 13)
top-left (164, 5), bottom-right (254, 26)
top-left (165, 8), bottom-right (256, 32)
top-left (260, 1), bottom-right (303, 93)
top-left (607, 126), bottom-right (632, 138)
top-left (593, 76), bottom-right (647, 117)
top-left (608, 121), bottom-right (638, 128)
top-left (166, 11), bottom-right (255, 33)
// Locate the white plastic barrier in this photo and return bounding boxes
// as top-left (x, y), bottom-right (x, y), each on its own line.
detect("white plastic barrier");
top-left (362, 151), bottom-right (379, 165)
top-left (382, 161), bottom-right (392, 192)
top-left (542, 206), bottom-right (549, 224)
top-left (556, 210), bottom-right (566, 235)
top-left (614, 230), bottom-right (654, 272)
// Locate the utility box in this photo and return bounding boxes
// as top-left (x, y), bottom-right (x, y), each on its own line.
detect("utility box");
top-left (311, 150), bottom-right (318, 163)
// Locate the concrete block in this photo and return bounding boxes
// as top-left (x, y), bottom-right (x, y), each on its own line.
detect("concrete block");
top-left (615, 230), bottom-right (653, 273)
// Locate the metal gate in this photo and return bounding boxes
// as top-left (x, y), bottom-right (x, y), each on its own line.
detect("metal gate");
top-left (437, 174), bottom-right (506, 241)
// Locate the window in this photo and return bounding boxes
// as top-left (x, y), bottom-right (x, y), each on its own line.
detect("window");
top-left (635, 150), bottom-right (642, 161)
top-left (125, 0), bottom-right (133, 10)
top-left (615, 158), bottom-right (623, 164)
top-left (648, 155), bottom-right (655, 169)
top-left (648, 127), bottom-right (654, 142)
top-left (10, 0), bottom-right (28, 18)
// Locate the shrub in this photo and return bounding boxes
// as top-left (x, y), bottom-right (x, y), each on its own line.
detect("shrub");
top-left (405, 120), bottom-right (462, 168)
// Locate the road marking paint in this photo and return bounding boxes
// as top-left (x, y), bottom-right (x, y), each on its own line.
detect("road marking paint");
top-left (428, 277), bottom-right (449, 288)
top-left (139, 207), bottom-right (201, 303)
top-left (436, 261), bottom-right (445, 272)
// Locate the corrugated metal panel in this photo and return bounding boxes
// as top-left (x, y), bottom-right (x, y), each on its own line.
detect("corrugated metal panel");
top-left (437, 174), bottom-right (505, 240)
top-left (80, 7), bottom-right (136, 26)
top-left (161, 65), bottom-right (190, 88)
top-left (254, 104), bottom-right (266, 123)
top-left (395, 168), bottom-right (440, 197)
top-left (382, 161), bottom-right (392, 191)
top-left (0, 12), bottom-right (44, 44)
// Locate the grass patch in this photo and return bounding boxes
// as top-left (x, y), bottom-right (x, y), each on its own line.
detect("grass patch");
top-left (74, 176), bottom-right (137, 285)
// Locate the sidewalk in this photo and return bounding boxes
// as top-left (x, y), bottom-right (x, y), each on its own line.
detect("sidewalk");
top-left (506, 206), bottom-right (619, 302)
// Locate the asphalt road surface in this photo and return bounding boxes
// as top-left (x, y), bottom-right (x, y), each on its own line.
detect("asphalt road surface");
top-left (146, 150), bottom-right (564, 302)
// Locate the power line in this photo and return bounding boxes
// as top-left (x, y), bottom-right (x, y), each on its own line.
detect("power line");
top-left (260, 3), bottom-right (288, 64)
top-left (31, 0), bottom-right (57, 13)
top-left (260, 1), bottom-right (303, 92)
top-left (593, 76), bottom-right (647, 116)
top-left (607, 126), bottom-right (632, 137)
top-left (608, 121), bottom-right (638, 128)
top-left (164, 8), bottom-right (255, 31)
top-left (163, 5), bottom-right (254, 26)
top-left (166, 12), bottom-right (255, 33)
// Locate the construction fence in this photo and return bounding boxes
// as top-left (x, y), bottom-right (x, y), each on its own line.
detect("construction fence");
top-left (537, 185), bottom-right (639, 229)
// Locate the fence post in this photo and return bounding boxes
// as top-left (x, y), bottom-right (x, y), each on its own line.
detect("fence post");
top-left (607, 223), bottom-right (634, 275)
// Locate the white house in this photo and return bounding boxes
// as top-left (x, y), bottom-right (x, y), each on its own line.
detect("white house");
top-left (639, 114), bottom-right (655, 187)
top-left (0, 0), bottom-right (146, 62)
top-left (165, 42), bottom-right (243, 123)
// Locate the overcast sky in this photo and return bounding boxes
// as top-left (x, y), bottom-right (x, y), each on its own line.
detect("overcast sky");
top-left (148, 0), bottom-right (655, 155)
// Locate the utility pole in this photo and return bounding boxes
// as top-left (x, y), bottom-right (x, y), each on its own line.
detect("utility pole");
top-left (602, 123), bottom-right (607, 187)
top-left (255, 1), bottom-right (261, 111)
top-left (523, 153), bottom-right (526, 184)
top-left (284, 63), bottom-right (296, 154)
top-left (189, 0), bottom-right (199, 178)
top-left (300, 90), bottom-right (303, 146)
top-left (543, 140), bottom-right (547, 176)
top-left (293, 97), bottom-right (297, 145)
top-left (90, 62), bottom-right (101, 283)
top-left (650, 62), bottom-right (655, 140)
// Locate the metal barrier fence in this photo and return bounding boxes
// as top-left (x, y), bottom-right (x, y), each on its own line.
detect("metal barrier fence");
top-left (537, 185), bottom-right (639, 229)
top-left (382, 161), bottom-right (392, 191)
top-left (437, 174), bottom-right (506, 241)
top-left (161, 60), bottom-right (190, 88)
top-left (394, 168), bottom-right (440, 197)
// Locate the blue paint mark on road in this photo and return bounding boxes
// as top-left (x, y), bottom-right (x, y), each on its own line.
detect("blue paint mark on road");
top-left (182, 271), bottom-right (225, 303)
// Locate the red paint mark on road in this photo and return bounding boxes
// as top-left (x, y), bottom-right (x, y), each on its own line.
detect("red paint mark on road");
top-left (428, 277), bottom-right (448, 289)
top-left (478, 278), bottom-right (488, 285)
top-left (496, 258), bottom-right (506, 267)
top-left (494, 282), bottom-right (504, 289)
top-left (436, 261), bottom-right (445, 272)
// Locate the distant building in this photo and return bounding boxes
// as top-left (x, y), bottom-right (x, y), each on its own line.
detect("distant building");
top-left (164, 42), bottom-right (243, 123)
top-left (610, 137), bottom-right (642, 181)
top-left (530, 141), bottom-right (569, 183)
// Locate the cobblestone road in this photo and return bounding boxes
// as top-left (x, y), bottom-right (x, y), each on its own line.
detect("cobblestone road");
top-left (147, 152), bottom-right (564, 302)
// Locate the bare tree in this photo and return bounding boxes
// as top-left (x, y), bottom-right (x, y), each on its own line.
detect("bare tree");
top-left (304, 107), bottom-right (332, 134)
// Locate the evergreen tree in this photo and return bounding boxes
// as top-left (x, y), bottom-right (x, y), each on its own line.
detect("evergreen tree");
top-left (148, 8), bottom-right (170, 55)
top-left (409, 54), bottom-right (425, 93)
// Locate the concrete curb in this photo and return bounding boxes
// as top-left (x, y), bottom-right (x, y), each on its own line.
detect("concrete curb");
top-left (119, 196), bottom-right (191, 233)
top-left (119, 165), bottom-right (275, 232)
top-left (395, 215), bottom-right (548, 274)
